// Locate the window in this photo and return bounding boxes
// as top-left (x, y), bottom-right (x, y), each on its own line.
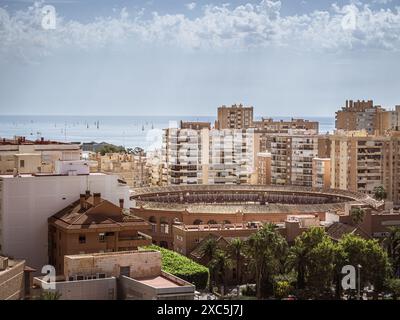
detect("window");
top-left (79, 235), bottom-right (86, 244)
top-left (20, 160), bottom-right (25, 168)
top-left (99, 233), bottom-right (106, 242)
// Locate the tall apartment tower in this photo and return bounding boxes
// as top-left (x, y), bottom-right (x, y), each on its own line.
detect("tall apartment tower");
top-left (270, 132), bottom-right (319, 187)
top-left (330, 131), bottom-right (400, 204)
top-left (161, 128), bottom-right (258, 185)
top-left (335, 100), bottom-right (387, 135)
top-left (162, 128), bottom-right (202, 185)
top-left (216, 104), bottom-right (254, 129)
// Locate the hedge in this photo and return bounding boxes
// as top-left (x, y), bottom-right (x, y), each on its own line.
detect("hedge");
top-left (142, 245), bottom-right (209, 290)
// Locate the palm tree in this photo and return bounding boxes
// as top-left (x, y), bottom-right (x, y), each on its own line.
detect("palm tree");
top-left (350, 207), bottom-right (365, 226)
top-left (200, 238), bottom-right (218, 292)
top-left (228, 238), bottom-right (245, 290)
top-left (247, 223), bottom-right (288, 299)
top-left (384, 226), bottom-right (400, 276)
top-left (209, 250), bottom-right (232, 296)
top-left (373, 186), bottom-right (387, 201)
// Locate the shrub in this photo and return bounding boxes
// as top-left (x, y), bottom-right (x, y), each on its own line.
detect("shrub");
top-left (143, 245), bottom-right (209, 290)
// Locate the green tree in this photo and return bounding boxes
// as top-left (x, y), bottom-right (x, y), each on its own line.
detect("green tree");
top-left (350, 207), bottom-right (365, 226)
top-left (385, 278), bottom-right (400, 300)
top-left (338, 234), bottom-right (392, 297)
top-left (384, 226), bottom-right (400, 276)
top-left (289, 227), bottom-right (337, 298)
top-left (247, 223), bottom-right (288, 299)
top-left (227, 238), bottom-right (246, 288)
top-left (208, 250), bottom-right (232, 295)
top-left (200, 238), bottom-right (218, 292)
top-left (373, 186), bottom-right (387, 201)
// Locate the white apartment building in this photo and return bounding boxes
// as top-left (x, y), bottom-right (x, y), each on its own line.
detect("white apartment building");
top-left (0, 170), bottom-right (131, 272)
top-left (161, 128), bottom-right (258, 185)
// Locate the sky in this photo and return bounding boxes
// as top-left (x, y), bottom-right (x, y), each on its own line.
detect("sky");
top-left (0, 0), bottom-right (399, 117)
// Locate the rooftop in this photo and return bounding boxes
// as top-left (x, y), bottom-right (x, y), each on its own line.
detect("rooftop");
top-left (49, 193), bottom-right (149, 230)
top-left (136, 275), bottom-right (181, 288)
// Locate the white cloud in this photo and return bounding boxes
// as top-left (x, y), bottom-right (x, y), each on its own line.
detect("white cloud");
top-left (185, 2), bottom-right (197, 11)
top-left (1, 0), bottom-right (400, 61)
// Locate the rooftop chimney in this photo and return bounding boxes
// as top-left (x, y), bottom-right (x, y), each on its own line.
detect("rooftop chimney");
top-left (93, 193), bottom-right (101, 206)
top-left (119, 198), bottom-right (124, 209)
top-left (85, 190), bottom-right (90, 199)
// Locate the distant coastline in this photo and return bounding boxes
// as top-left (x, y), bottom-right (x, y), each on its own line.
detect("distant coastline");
top-left (0, 115), bottom-right (335, 150)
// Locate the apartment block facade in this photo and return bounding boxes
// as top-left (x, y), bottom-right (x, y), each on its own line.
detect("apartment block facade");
top-left (270, 133), bottom-right (319, 187)
top-left (335, 100), bottom-right (390, 135)
top-left (330, 131), bottom-right (400, 204)
top-left (256, 151), bottom-right (272, 185)
top-left (216, 104), bottom-right (254, 129)
top-left (312, 157), bottom-right (331, 189)
top-left (161, 128), bottom-right (258, 185)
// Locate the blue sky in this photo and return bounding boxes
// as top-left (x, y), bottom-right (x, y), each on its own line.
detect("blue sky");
top-left (0, 0), bottom-right (399, 116)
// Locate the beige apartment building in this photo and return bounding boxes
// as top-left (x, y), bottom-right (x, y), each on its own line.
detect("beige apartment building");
top-left (256, 151), bottom-right (272, 185)
top-left (270, 132), bottom-right (319, 187)
top-left (91, 151), bottom-right (150, 187)
top-left (0, 137), bottom-right (81, 175)
top-left (215, 104), bottom-right (254, 129)
top-left (335, 99), bottom-right (399, 135)
top-left (330, 131), bottom-right (400, 204)
top-left (312, 157), bottom-right (331, 189)
top-left (253, 118), bottom-right (319, 133)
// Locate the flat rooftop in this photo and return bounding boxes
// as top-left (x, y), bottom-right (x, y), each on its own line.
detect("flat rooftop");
top-left (136, 276), bottom-right (181, 288)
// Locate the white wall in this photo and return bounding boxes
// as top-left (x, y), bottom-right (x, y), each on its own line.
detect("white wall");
top-left (0, 174), bottom-right (131, 272)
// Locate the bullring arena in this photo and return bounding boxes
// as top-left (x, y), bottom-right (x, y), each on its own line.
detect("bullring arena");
top-left (130, 185), bottom-right (380, 249)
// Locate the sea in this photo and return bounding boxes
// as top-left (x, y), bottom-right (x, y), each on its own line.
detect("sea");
top-left (0, 115), bottom-right (335, 151)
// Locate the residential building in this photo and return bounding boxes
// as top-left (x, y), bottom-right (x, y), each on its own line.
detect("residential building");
top-left (253, 118), bottom-right (319, 133)
top-left (0, 169), bottom-right (132, 271)
top-left (0, 136), bottom-right (81, 175)
top-left (330, 130), bottom-right (400, 204)
top-left (33, 250), bottom-right (195, 300)
top-left (335, 99), bottom-right (387, 135)
top-left (180, 121), bottom-right (211, 130)
top-left (270, 132), bottom-right (319, 187)
top-left (312, 157), bottom-right (331, 189)
top-left (256, 151), bottom-right (272, 185)
top-left (161, 128), bottom-right (258, 185)
top-left (92, 151), bottom-right (150, 188)
top-left (215, 104), bottom-right (253, 129)
top-left (48, 192), bottom-right (151, 274)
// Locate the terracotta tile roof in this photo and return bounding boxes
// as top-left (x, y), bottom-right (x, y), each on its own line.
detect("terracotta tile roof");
top-left (49, 195), bottom-right (149, 230)
top-left (326, 222), bottom-right (371, 241)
